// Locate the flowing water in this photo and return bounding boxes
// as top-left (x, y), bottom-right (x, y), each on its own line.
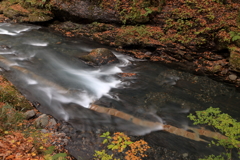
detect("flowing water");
top-left (0, 23), bottom-right (239, 159)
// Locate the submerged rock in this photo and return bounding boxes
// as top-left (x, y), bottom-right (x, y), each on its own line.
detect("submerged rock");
top-left (79, 48), bottom-right (119, 66)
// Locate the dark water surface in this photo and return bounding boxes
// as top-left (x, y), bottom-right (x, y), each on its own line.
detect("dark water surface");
top-left (0, 23), bottom-right (239, 159)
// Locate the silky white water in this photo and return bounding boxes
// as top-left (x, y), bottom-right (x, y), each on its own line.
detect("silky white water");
top-left (0, 23), bottom-right (163, 135)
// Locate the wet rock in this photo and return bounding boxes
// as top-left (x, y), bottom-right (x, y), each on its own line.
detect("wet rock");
top-left (0, 45), bottom-right (11, 50)
top-left (28, 12), bottom-right (53, 22)
top-left (53, 0), bottom-right (119, 23)
top-left (48, 118), bottom-right (57, 128)
top-left (34, 114), bottom-right (49, 128)
top-left (60, 21), bottom-right (80, 31)
top-left (79, 48), bottom-right (119, 66)
top-left (24, 110), bottom-right (36, 119)
top-left (229, 74), bottom-right (237, 81)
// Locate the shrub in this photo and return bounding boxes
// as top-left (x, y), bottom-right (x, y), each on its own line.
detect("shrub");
top-left (188, 107), bottom-right (240, 160)
top-left (94, 132), bottom-right (150, 160)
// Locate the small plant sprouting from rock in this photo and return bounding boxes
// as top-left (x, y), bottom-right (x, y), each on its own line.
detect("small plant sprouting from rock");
top-left (188, 107), bottom-right (240, 160)
top-left (230, 31), bottom-right (240, 42)
top-left (94, 132), bottom-right (150, 160)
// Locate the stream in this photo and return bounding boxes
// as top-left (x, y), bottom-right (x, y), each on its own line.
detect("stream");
top-left (0, 23), bottom-right (239, 159)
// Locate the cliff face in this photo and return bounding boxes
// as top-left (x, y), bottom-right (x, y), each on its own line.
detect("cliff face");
top-left (1, 0), bottom-right (240, 86)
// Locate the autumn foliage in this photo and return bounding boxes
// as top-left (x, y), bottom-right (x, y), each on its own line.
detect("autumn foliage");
top-left (94, 132), bottom-right (150, 160)
top-left (0, 76), bottom-right (70, 160)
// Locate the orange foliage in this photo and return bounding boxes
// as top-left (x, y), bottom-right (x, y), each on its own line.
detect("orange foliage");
top-left (125, 139), bottom-right (150, 160)
top-left (0, 131), bottom-right (45, 160)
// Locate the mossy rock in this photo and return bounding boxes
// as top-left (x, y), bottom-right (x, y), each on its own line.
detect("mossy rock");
top-left (2, 2), bottom-right (53, 22)
top-left (28, 12), bottom-right (53, 22)
top-left (79, 48), bottom-right (119, 66)
top-left (60, 21), bottom-right (80, 31)
top-left (0, 76), bottom-right (33, 111)
top-left (229, 47), bottom-right (240, 72)
top-left (3, 4), bottom-right (29, 19)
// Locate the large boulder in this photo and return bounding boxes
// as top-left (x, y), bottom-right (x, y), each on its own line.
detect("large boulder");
top-left (79, 48), bottom-right (119, 66)
top-left (52, 0), bottom-right (120, 23)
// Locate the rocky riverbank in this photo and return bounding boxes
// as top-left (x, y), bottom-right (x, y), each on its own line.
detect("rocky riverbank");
top-left (1, 0), bottom-right (240, 87)
top-left (0, 0), bottom-right (240, 159)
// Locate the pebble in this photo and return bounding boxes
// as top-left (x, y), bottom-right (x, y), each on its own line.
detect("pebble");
top-left (48, 118), bottom-right (57, 128)
top-left (182, 153), bottom-right (188, 158)
top-left (34, 114), bottom-right (49, 128)
top-left (229, 74), bottom-right (237, 81)
top-left (145, 51), bottom-right (152, 56)
top-left (24, 110), bottom-right (36, 119)
top-left (63, 138), bottom-right (68, 145)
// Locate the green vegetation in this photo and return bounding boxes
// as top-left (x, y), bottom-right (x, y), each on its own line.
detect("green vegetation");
top-left (0, 104), bottom-right (25, 132)
top-left (0, 103), bottom-right (69, 159)
top-left (0, 0), bottom-right (53, 22)
top-left (0, 76), bottom-right (69, 159)
top-left (0, 77), bottom-right (32, 111)
top-left (94, 132), bottom-right (150, 160)
top-left (8, 0), bottom-right (52, 9)
top-left (117, 0), bottom-right (162, 24)
top-left (230, 31), bottom-right (240, 42)
top-left (188, 107), bottom-right (240, 160)
top-left (44, 146), bottom-right (68, 160)
top-left (87, 0), bottom-right (240, 54)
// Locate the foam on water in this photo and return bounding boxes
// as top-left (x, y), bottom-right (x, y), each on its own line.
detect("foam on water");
top-left (0, 23), bottom-right (165, 135)
top-left (0, 51), bottom-right (16, 55)
top-left (0, 23), bottom-right (40, 36)
top-left (24, 42), bottom-right (48, 46)
top-left (24, 77), bottom-right (38, 85)
top-left (0, 28), bottom-right (18, 36)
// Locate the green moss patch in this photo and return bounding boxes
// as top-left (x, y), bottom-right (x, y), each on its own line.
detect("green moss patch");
top-left (0, 0), bottom-right (53, 22)
top-left (0, 76), bottom-right (32, 111)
